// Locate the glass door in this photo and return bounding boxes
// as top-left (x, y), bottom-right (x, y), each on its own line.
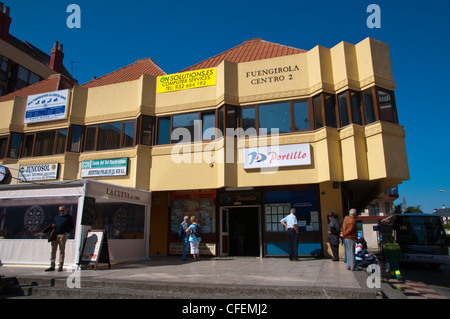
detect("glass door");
top-left (220, 208), bottom-right (229, 256)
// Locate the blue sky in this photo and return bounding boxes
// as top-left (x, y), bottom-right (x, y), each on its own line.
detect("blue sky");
top-left (6, 0), bottom-right (450, 212)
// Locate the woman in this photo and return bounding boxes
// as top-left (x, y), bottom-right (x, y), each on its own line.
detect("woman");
top-left (327, 212), bottom-right (341, 261)
top-left (186, 215), bottom-right (201, 261)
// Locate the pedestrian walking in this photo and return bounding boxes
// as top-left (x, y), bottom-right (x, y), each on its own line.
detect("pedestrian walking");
top-left (384, 235), bottom-right (402, 279)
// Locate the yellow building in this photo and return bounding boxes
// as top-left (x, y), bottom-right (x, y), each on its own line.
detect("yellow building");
top-left (0, 38), bottom-right (409, 265)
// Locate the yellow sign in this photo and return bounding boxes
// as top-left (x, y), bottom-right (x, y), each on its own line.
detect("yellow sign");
top-left (156, 68), bottom-right (216, 93)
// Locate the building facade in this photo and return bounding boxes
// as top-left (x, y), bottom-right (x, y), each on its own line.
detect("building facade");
top-left (0, 37), bottom-right (410, 265)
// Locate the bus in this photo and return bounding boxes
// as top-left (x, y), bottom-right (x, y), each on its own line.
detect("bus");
top-left (379, 213), bottom-right (450, 269)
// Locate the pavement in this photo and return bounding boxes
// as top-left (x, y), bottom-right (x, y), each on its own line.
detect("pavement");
top-left (0, 256), bottom-right (403, 301)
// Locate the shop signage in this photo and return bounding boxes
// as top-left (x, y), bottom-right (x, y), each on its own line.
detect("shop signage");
top-left (19, 163), bottom-right (59, 182)
top-left (219, 191), bottom-right (261, 206)
top-left (171, 189), bottom-right (216, 200)
top-left (243, 143), bottom-right (311, 169)
top-left (156, 68), bottom-right (216, 93)
top-left (81, 157), bottom-right (128, 178)
top-left (24, 89), bottom-right (69, 124)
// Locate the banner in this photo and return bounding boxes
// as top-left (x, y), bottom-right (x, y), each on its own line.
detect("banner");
top-left (157, 68), bottom-right (216, 93)
top-left (24, 89), bottom-right (69, 123)
top-left (19, 163), bottom-right (59, 182)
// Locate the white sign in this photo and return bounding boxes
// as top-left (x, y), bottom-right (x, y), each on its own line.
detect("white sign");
top-left (243, 143), bottom-right (311, 169)
top-left (25, 89), bottom-right (69, 124)
top-left (81, 158), bottom-right (128, 178)
top-left (19, 163), bottom-right (59, 182)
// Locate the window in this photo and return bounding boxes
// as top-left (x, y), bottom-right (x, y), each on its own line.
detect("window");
top-left (8, 133), bottom-right (22, 158)
top-left (313, 95), bottom-right (324, 129)
top-left (172, 113), bottom-right (198, 143)
top-left (377, 89), bottom-right (396, 123)
top-left (242, 107), bottom-right (256, 133)
top-left (363, 89), bottom-right (376, 124)
top-left (225, 105), bottom-right (238, 136)
top-left (34, 131), bottom-right (56, 156)
top-left (70, 125), bottom-right (83, 152)
top-left (350, 91), bottom-right (362, 125)
top-left (324, 94), bottom-right (336, 128)
top-left (157, 117), bottom-right (171, 145)
top-left (338, 92), bottom-right (350, 127)
top-left (259, 102), bottom-right (291, 134)
top-left (0, 136), bottom-right (8, 158)
top-left (55, 130), bottom-right (67, 154)
top-left (0, 55), bottom-right (8, 82)
top-left (15, 66), bottom-right (40, 89)
top-left (293, 101), bottom-right (309, 131)
top-left (97, 122), bottom-right (121, 150)
top-left (140, 115), bottom-right (153, 145)
top-left (23, 134), bottom-right (34, 157)
top-left (83, 121), bottom-right (135, 151)
top-left (369, 203), bottom-right (380, 216)
top-left (122, 121), bottom-right (135, 147)
top-left (202, 112), bottom-right (216, 140)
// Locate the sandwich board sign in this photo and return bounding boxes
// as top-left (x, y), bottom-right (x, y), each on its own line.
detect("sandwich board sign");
top-left (79, 229), bottom-right (110, 270)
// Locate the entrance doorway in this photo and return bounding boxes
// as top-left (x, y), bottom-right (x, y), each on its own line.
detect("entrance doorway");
top-left (220, 206), bottom-right (260, 257)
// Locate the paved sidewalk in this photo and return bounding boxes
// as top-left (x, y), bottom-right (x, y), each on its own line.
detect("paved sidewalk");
top-left (0, 256), bottom-right (387, 298)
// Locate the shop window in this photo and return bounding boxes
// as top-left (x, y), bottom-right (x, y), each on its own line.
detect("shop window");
top-left (157, 117), bottom-right (171, 145)
top-left (70, 125), bottom-right (83, 152)
top-left (0, 198), bottom-right (78, 240)
top-left (377, 89), bottom-right (397, 123)
top-left (8, 133), bottom-right (22, 158)
top-left (294, 101), bottom-right (309, 131)
top-left (363, 89), bottom-right (376, 124)
top-left (93, 202), bottom-right (145, 239)
top-left (170, 197), bottom-right (216, 234)
top-left (258, 102), bottom-right (291, 135)
top-left (313, 95), bottom-right (324, 129)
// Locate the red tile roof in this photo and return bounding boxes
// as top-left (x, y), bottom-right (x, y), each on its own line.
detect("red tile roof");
top-left (82, 58), bottom-right (166, 88)
top-left (0, 74), bottom-right (76, 102)
top-left (180, 38), bottom-right (306, 72)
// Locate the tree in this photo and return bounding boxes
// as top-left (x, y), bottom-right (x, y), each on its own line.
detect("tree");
top-left (405, 205), bottom-right (423, 214)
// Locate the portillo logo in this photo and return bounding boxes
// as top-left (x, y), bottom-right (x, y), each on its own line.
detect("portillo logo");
top-left (243, 144), bottom-right (311, 170)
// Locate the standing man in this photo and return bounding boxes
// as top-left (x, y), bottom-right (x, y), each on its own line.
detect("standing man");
top-left (45, 205), bottom-right (74, 272)
top-left (280, 208), bottom-right (299, 261)
top-left (180, 216), bottom-right (190, 261)
top-left (340, 208), bottom-right (358, 271)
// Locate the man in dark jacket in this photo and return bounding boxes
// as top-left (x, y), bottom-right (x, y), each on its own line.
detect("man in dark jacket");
top-left (327, 212), bottom-right (341, 261)
top-left (45, 205), bottom-right (74, 272)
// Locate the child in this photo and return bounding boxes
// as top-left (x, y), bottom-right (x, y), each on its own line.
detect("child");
top-left (384, 235), bottom-right (402, 280)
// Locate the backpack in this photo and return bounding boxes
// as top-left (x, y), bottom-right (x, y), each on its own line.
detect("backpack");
top-left (177, 223), bottom-right (185, 238)
top-left (193, 223), bottom-right (202, 238)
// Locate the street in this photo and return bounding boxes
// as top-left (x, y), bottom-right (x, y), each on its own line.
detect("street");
top-left (384, 262), bottom-right (450, 299)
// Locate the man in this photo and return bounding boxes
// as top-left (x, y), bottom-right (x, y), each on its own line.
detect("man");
top-left (180, 216), bottom-right (190, 261)
top-left (45, 205), bottom-right (74, 272)
top-left (340, 208), bottom-right (358, 271)
top-left (280, 208), bottom-right (299, 261)
top-left (327, 212), bottom-right (340, 261)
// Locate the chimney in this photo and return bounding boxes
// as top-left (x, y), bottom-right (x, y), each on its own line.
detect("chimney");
top-left (0, 3), bottom-right (12, 42)
top-left (50, 41), bottom-right (65, 73)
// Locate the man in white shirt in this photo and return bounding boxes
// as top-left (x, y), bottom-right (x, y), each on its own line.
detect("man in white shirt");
top-left (280, 208), bottom-right (299, 261)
